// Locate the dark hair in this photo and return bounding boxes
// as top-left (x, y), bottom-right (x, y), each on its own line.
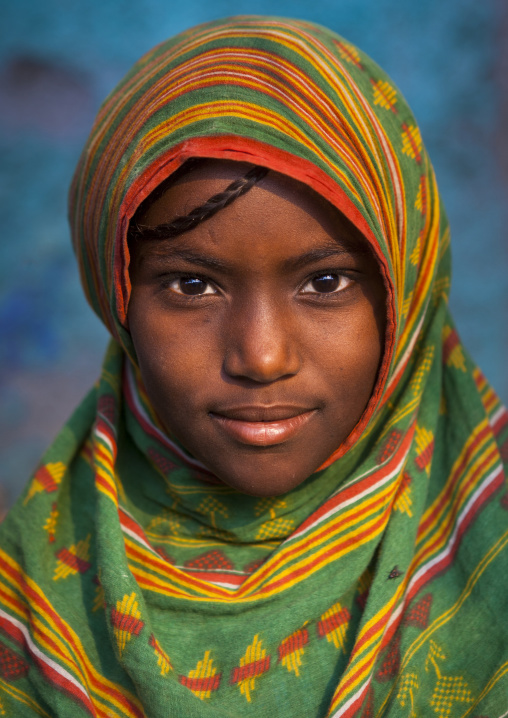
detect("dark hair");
top-left (128, 161), bottom-right (268, 242)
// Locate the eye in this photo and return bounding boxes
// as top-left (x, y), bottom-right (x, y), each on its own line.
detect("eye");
top-left (301, 272), bottom-right (352, 294)
top-left (168, 276), bottom-right (216, 296)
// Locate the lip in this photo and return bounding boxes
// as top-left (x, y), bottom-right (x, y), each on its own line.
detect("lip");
top-left (210, 406), bottom-right (317, 446)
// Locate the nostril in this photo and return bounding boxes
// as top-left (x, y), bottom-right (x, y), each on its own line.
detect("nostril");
top-left (223, 335), bottom-right (301, 384)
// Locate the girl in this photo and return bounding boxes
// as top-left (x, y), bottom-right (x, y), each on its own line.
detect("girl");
top-left (1, 15), bottom-right (507, 717)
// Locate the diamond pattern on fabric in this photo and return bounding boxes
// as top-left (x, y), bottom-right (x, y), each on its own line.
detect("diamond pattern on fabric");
top-left (230, 635), bottom-right (271, 702)
top-left (360, 685), bottom-right (375, 717)
top-left (155, 546), bottom-right (175, 564)
top-left (147, 447), bottom-right (178, 475)
top-left (111, 592), bottom-right (144, 656)
top-left (397, 671), bottom-right (419, 709)
top-left (394, 472), bottom-right (413, 517)
top-left (371, 79), bottom-right (397, 112)
top-left (278, 626), bottom-right (309, 676)
top-left (376, 633), bottom-right (401, 682)
top-left (317, 602), bottom-right (350, 652)
top-left (0, 642), bottom-right (29, 681)
top-left (25, 462), bottom-right (66, 502)
top-left (179, 651), bottom-right (221, 699)
top-left (243, 558), bottom-right (265, 574)
top-left (54, 535), bottom-right (91, 580)
top-left (377, 429), bottom-right (403, 464)
top-left (430, 675), bottom-right (473, 717)
top-left (184, 550), bottom-right (234, 571)
top-left (404, 594), bottom-right (433, 629)
top-left (150, 635), bottom-right (173, 676)
top-left (256, 518), bottom-right (295, 540)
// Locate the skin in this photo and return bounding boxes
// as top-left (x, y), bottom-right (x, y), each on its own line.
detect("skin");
top-left (127, 160), bottom-right (386, 496)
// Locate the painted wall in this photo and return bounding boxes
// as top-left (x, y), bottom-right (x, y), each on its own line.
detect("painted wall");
top-left (1, 0), bottom-right (507, 506)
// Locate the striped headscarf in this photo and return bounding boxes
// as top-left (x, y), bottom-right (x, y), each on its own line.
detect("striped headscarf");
top-left (1, 16), bottom-right (508, 717)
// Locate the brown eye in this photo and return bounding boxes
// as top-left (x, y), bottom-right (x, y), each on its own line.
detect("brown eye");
top-left (312, 274), bottom-right (339, 292)
top-left (169, 277), bottom-right (216, 296)
top-left (301, 273), bottom-right (352, 295)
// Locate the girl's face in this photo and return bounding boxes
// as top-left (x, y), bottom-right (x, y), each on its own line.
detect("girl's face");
top-left (128, 161), bottom-right (386, 496)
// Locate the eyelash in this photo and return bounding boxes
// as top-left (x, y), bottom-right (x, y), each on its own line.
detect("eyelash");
top-left (162, 270), bottom-right (355, 299)
top-left (162, 273), bottom-right (217, 298)
top-left (301, 272), bottom-right (354, 296)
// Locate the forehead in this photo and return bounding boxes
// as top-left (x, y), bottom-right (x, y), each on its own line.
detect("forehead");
top-left (135, 159), bottom-right (373, 260)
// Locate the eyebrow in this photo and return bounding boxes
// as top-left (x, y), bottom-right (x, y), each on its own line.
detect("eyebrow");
top-left (136, 242), bottom-right (368, 273)
top-left (138, 246), bottom-right (230, 272)
top-left (282, 245), bottom-right (369, 271)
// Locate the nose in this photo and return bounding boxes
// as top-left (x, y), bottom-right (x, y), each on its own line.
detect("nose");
top-left (223, 298), bottom-right (301, 383)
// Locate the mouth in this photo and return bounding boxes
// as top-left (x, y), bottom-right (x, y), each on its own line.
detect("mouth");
top-left (209, 406), bottom-right (317, 447)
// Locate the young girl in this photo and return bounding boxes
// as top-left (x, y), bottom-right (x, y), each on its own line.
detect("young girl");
top-left (1, 16), bottom-right (507, 717)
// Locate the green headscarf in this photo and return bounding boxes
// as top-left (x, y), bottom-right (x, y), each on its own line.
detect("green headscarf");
top-left (1, 16), bottom-right (507, 717)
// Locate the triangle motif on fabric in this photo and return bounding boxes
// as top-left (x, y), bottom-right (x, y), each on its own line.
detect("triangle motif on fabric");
top-left (376, 633), bottom-right (401, 682)
top-left (184, 550), bottom-right (234, 571)
top-left (0, 641), bottom-right (29, 681)
top-left (403, 593), bottom-right (433, 629)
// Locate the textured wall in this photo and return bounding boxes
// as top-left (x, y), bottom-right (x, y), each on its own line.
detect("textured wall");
top-left (0, 0), bottom-right (507, 506)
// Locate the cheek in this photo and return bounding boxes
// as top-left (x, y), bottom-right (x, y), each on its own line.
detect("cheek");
top-left (315, 300), bottom-right (383, 362)
top-left (313, 303), bottom-right (384, 409)
top-left (129, 304), bottom-right (217, 414)
top-left (351, 307), bottom-right (384, 381)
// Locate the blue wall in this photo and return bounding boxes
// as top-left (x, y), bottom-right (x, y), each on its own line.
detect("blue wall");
top-left (1, 0), bottom-right (507, 505)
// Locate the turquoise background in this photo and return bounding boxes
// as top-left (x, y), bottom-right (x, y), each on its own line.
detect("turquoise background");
top-left (0, 0), bottom-right (507, 506)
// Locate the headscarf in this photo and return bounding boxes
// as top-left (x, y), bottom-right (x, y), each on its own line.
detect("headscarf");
top-left (1, 16), bottom-right (507, 717)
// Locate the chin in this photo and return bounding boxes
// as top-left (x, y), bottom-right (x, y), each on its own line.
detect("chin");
top-left (182, 432), bottom-right (331, 496)
top-left (211, 463), bottom-right (313, 497)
